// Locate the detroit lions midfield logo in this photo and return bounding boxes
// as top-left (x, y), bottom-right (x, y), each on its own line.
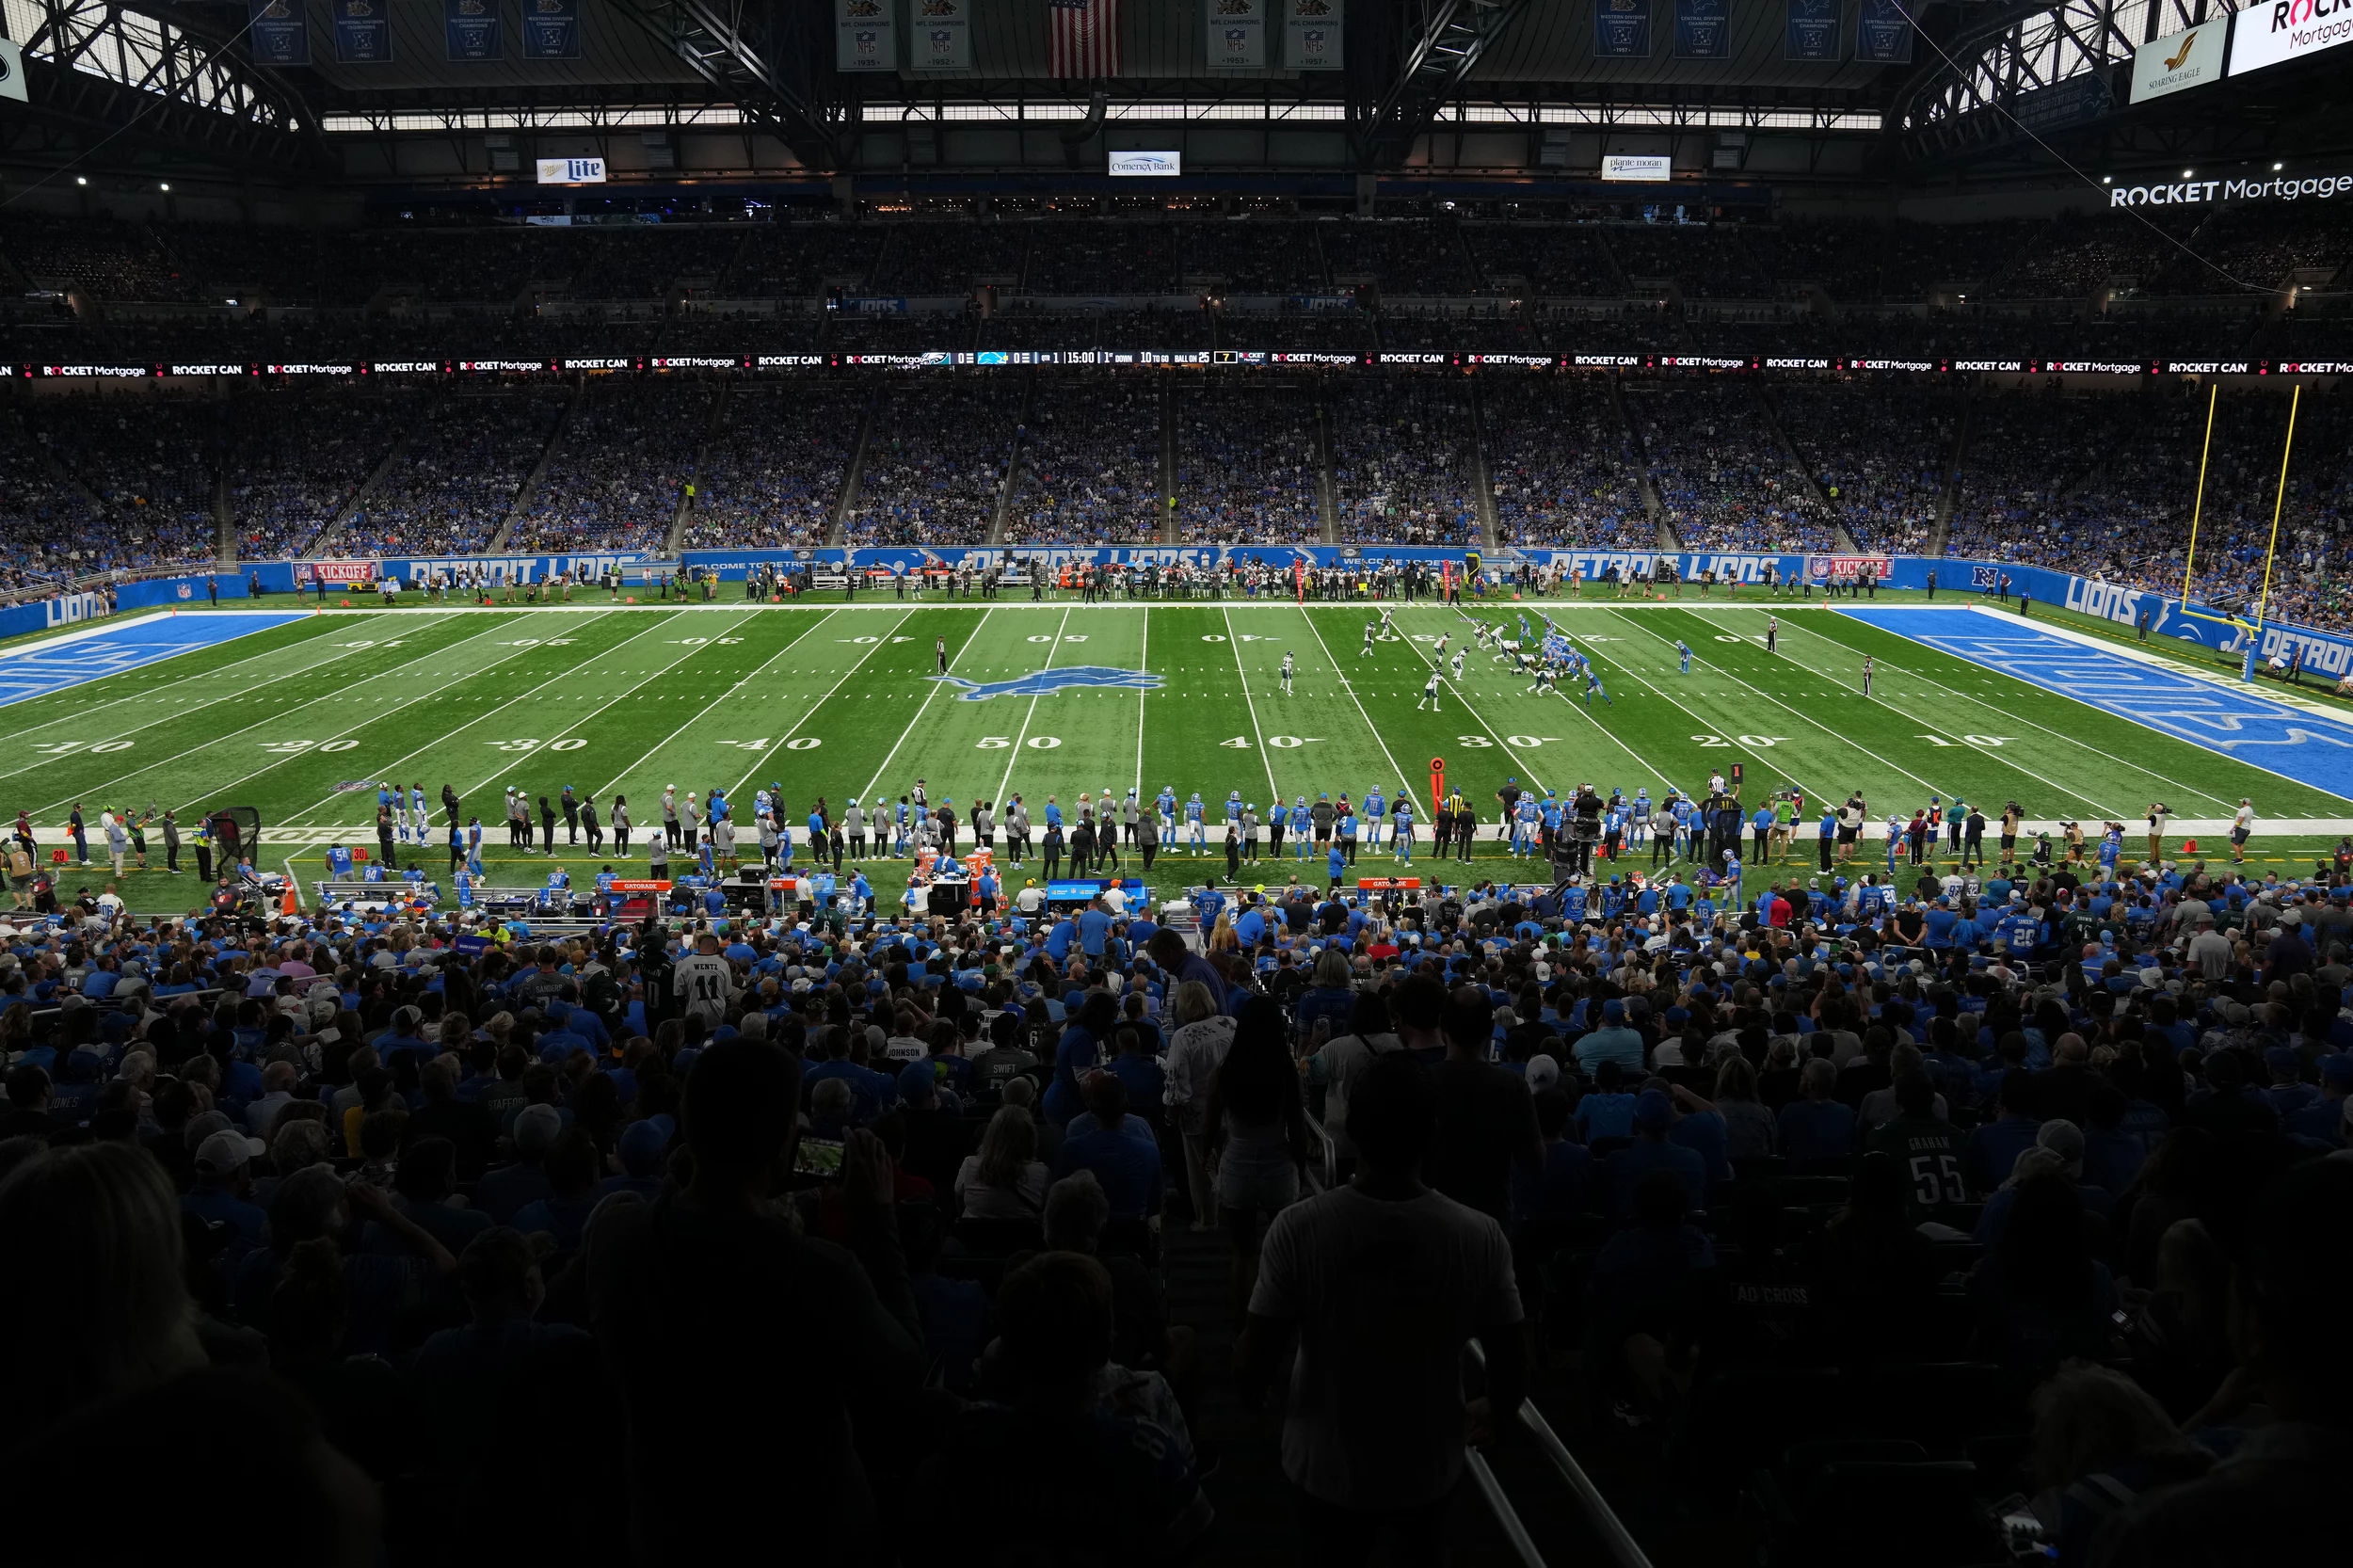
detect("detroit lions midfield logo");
top-left (929, 666), bottom-right (1165, 701)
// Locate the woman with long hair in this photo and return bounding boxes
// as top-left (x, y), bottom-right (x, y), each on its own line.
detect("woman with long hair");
top-left (955, 1104), bottom-right (1050, 1220)
top-left (1207, 995), bottom-right (1312, 1311)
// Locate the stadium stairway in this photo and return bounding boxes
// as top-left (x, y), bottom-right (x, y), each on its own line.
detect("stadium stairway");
top-left (824, 395), bottom-right (877, 547)
top-left (664, 380), bottom-right (729, 556)
top-left (304, 429), bottom-right (410, 558)
top-left (1929, 382), bottom-right (1978, 557)
top-left (486, 371), bottom-right (584, 552)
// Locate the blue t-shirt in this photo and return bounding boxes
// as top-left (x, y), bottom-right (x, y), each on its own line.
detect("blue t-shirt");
top-left (1056, 1125), bottom-right (1163, 1217)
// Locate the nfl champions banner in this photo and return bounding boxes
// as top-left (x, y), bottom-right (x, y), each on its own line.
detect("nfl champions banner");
top-left (445, 0), bottom-right (502, 60)
top-left (248, 0), bottom-right (309, 64)
top-left (835, 0), bottom-right (897, 69)
top-left (1207, 0), bottom-right (1267, 68)
top-left (911, 0), bottom-right (972, 69)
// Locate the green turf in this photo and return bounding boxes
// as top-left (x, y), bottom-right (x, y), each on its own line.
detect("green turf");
top-left (12, 599), bottom-right (2350, 909)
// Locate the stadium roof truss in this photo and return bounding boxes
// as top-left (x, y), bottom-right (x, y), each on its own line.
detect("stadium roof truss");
top-left (600, 0), bottom-right (850, 170)
top-left (1353, 0), bottom-right (1533, 168)
top-left (0, 0), bottom-right (328, 172)
top-left (1893, 0), bottom-right (2263, 170)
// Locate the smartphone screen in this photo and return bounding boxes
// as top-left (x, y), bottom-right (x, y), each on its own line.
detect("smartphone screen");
top-left (793, 1137), bottom-right (844, 1177)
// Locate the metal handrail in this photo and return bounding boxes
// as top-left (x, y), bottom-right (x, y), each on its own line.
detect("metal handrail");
top-left (1466, 1338), bottom-right (1656, 1568)
top-left (1465, 1448), bottom-right (1548, 1568)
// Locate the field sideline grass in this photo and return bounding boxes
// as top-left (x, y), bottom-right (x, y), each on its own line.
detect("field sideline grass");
top-left (8, 597), bottom-right (2349, 910)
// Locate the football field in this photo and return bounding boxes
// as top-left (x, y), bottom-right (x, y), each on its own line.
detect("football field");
top-left (6, 598), bottom-right (2352, 904)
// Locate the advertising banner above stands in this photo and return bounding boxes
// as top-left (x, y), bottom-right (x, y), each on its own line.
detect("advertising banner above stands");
top-left (24, 355), bottom-right (2337, 380)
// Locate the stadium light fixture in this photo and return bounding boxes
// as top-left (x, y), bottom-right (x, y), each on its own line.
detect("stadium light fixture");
top-left (74, 176), bottom-right (86, 186)
top-left (2180, 168), bottom-right (2193, 178)
top-left (2101, 175), bottom-right (2111, 184)
top-left (159, 183), bottom-right (169, 191)
top-left (2273, 162), bottom-right (2284, 170)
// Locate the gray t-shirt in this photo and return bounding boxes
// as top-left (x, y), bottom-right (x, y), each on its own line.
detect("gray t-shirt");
top-left (1250, 1185), bottom-right (1521, 1509)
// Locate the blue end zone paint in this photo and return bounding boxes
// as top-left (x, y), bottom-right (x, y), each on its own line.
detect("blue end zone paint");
top-left (1838, 608), bottom-right (2353, 802)
top-left (0, 613), bottom-right (312, 708)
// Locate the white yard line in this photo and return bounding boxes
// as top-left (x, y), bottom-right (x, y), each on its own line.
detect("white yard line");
top-left (30, 613), bottom-right (551, 821)
top-left (0, 615), bottom-right (466, 786)
top-left (1706, 607), bottom-right (2243, 814)
top-left (728, 609), bottom-right (917, 796)
top-left (1608, 606), bottom-right (2121, 817)
top-left (1290, 605), bottom-right (1416, 795)
top-left (1133, 604), bottom-right (1149, 798)
top-left (450, 608), bottom-right (756, 802)
top-left (1222, 606), bottom-right (1282, 800)
top-left (215, 602), bottom-right (631, 819)
top-left (0, 611), bottom-right (424, 746)
top-left (862, 606), bottom-right (995, 802)
top-left (997, 604), bottom-right (1073, 805)
top-left (592, 610), bottom-right (843, 799)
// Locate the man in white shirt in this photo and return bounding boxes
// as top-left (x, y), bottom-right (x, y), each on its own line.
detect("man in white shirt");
top-left (672, 932), bottom-right (736, 1026)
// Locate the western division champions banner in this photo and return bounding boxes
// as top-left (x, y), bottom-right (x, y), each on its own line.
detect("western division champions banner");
top-left (1785, 0), bottom-right (1840, 60)
top-left (446, 0), bottom-right (502, 60)
top-left (332, 0), bottom-right (392, 62)
top-left (1595, 0), bottom-right (1652, 57)
top-left (1286, 0), bottom-right (1341, 70)
top-left (911, 0), bottom-right (972, 69)
top-left (1207, 0), bottom-right (1267, 69)
top-left (520, 0), bottom-right (581, 59)
top-left (248, 0), bottom-right (309, 63)
top-left (1673, 0), bottom-right (1729, 57)
top-left (1856, 0), bottom-right (1913, 62)
top-left (835, 0), bottom-right (896, 70)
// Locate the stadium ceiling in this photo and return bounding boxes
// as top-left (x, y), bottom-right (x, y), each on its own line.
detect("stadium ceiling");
top-left (0, 0), bottom-right (2343, 187)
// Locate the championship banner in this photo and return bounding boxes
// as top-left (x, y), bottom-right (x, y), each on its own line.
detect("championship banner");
top-left (835, 0), bottom-right (896, 71)
top-left (1855, 0), bottom-right (1912, 62)
top-left (332, 0), bottom-right (393, 62)
top-left (446, 0), bottom-right (503, 60)
top-left (248, 0), bottom-right (310, 64)
top-left (911, 0), bottom-right (972, 70)
top-left (1285, 0), bottom-right (1341, 70)
top-left (1673, 0), bottom-right (1729, 58)
top-left (1595, 0), bottom-right (1652, 56)
top-left (1207, 0), bottom-right (1267, 69)
top-left (520, 0), bottom-right (582, 59)
top-left (1785, 0), bottom-right (1839, 60)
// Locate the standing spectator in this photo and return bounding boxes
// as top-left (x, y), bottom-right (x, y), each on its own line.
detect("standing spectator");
top-left (1242, 1049), bottom-right (1525, 1566)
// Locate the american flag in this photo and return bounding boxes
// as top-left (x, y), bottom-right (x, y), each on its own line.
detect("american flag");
top-left (1048, 0), bottom-right (1119, 78)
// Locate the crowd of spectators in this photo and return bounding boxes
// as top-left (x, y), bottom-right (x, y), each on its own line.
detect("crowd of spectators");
top-left (1465, 226), bottom-right (1625, 296)
top-left (1627, 378), bottom-right (1833, 552)
top-left (1021, 222), bottom-right (1181, 295)
top-left (341, 387), bottom-right (571, 558)
top-left (1481, 374), bottom-right (1655, 551)
top-left (1174, 382), bottom-right (1324, 543)
top-left (718, 223), bottom-right (887, 297)
top-left (0, 418), bottom-right (113, 594)
top-left (679, 384), bottom-right (857, 551)
top-left (4, 791), bottom-right (2353, 1565)
top-left (1320, 221), bottom-right (1478, 295)
top-left (1769, 378), bottom-right (1960, 552)
top-left (16, 393), bottom-right (221, 567)
top-left (226, 388), bottom-right (413, 560)
top-left (1606, 226), bottom-right (1776, 300)
top-left (508, 380), bottom-right (709, 554)
top-left (1328, 376), bottom-right (1481, 545)
top-left (1221, 308), bottom-right (1376, 355)
top-left (1175, 221), bottom-right (1328, 294)
top-left (0, 215), bottom-right (200, 302)
top-left (1000, 380), bottom-right (1162, 545)
top-left (839, 382), bottom-right (1019, 546)
top-left (872, 223), bottom-right (1031, 296)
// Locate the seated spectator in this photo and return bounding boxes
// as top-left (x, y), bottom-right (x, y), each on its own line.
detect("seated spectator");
top-left (1604, 1088), bottom-right (1709, 1219)
top-left (957, 1102), bottom-right (1051, 1220)
top-left (1775, 1057), bottom-right (1855, 1167)
top-left (1059, 1072), bottom-right (1164, 1221)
